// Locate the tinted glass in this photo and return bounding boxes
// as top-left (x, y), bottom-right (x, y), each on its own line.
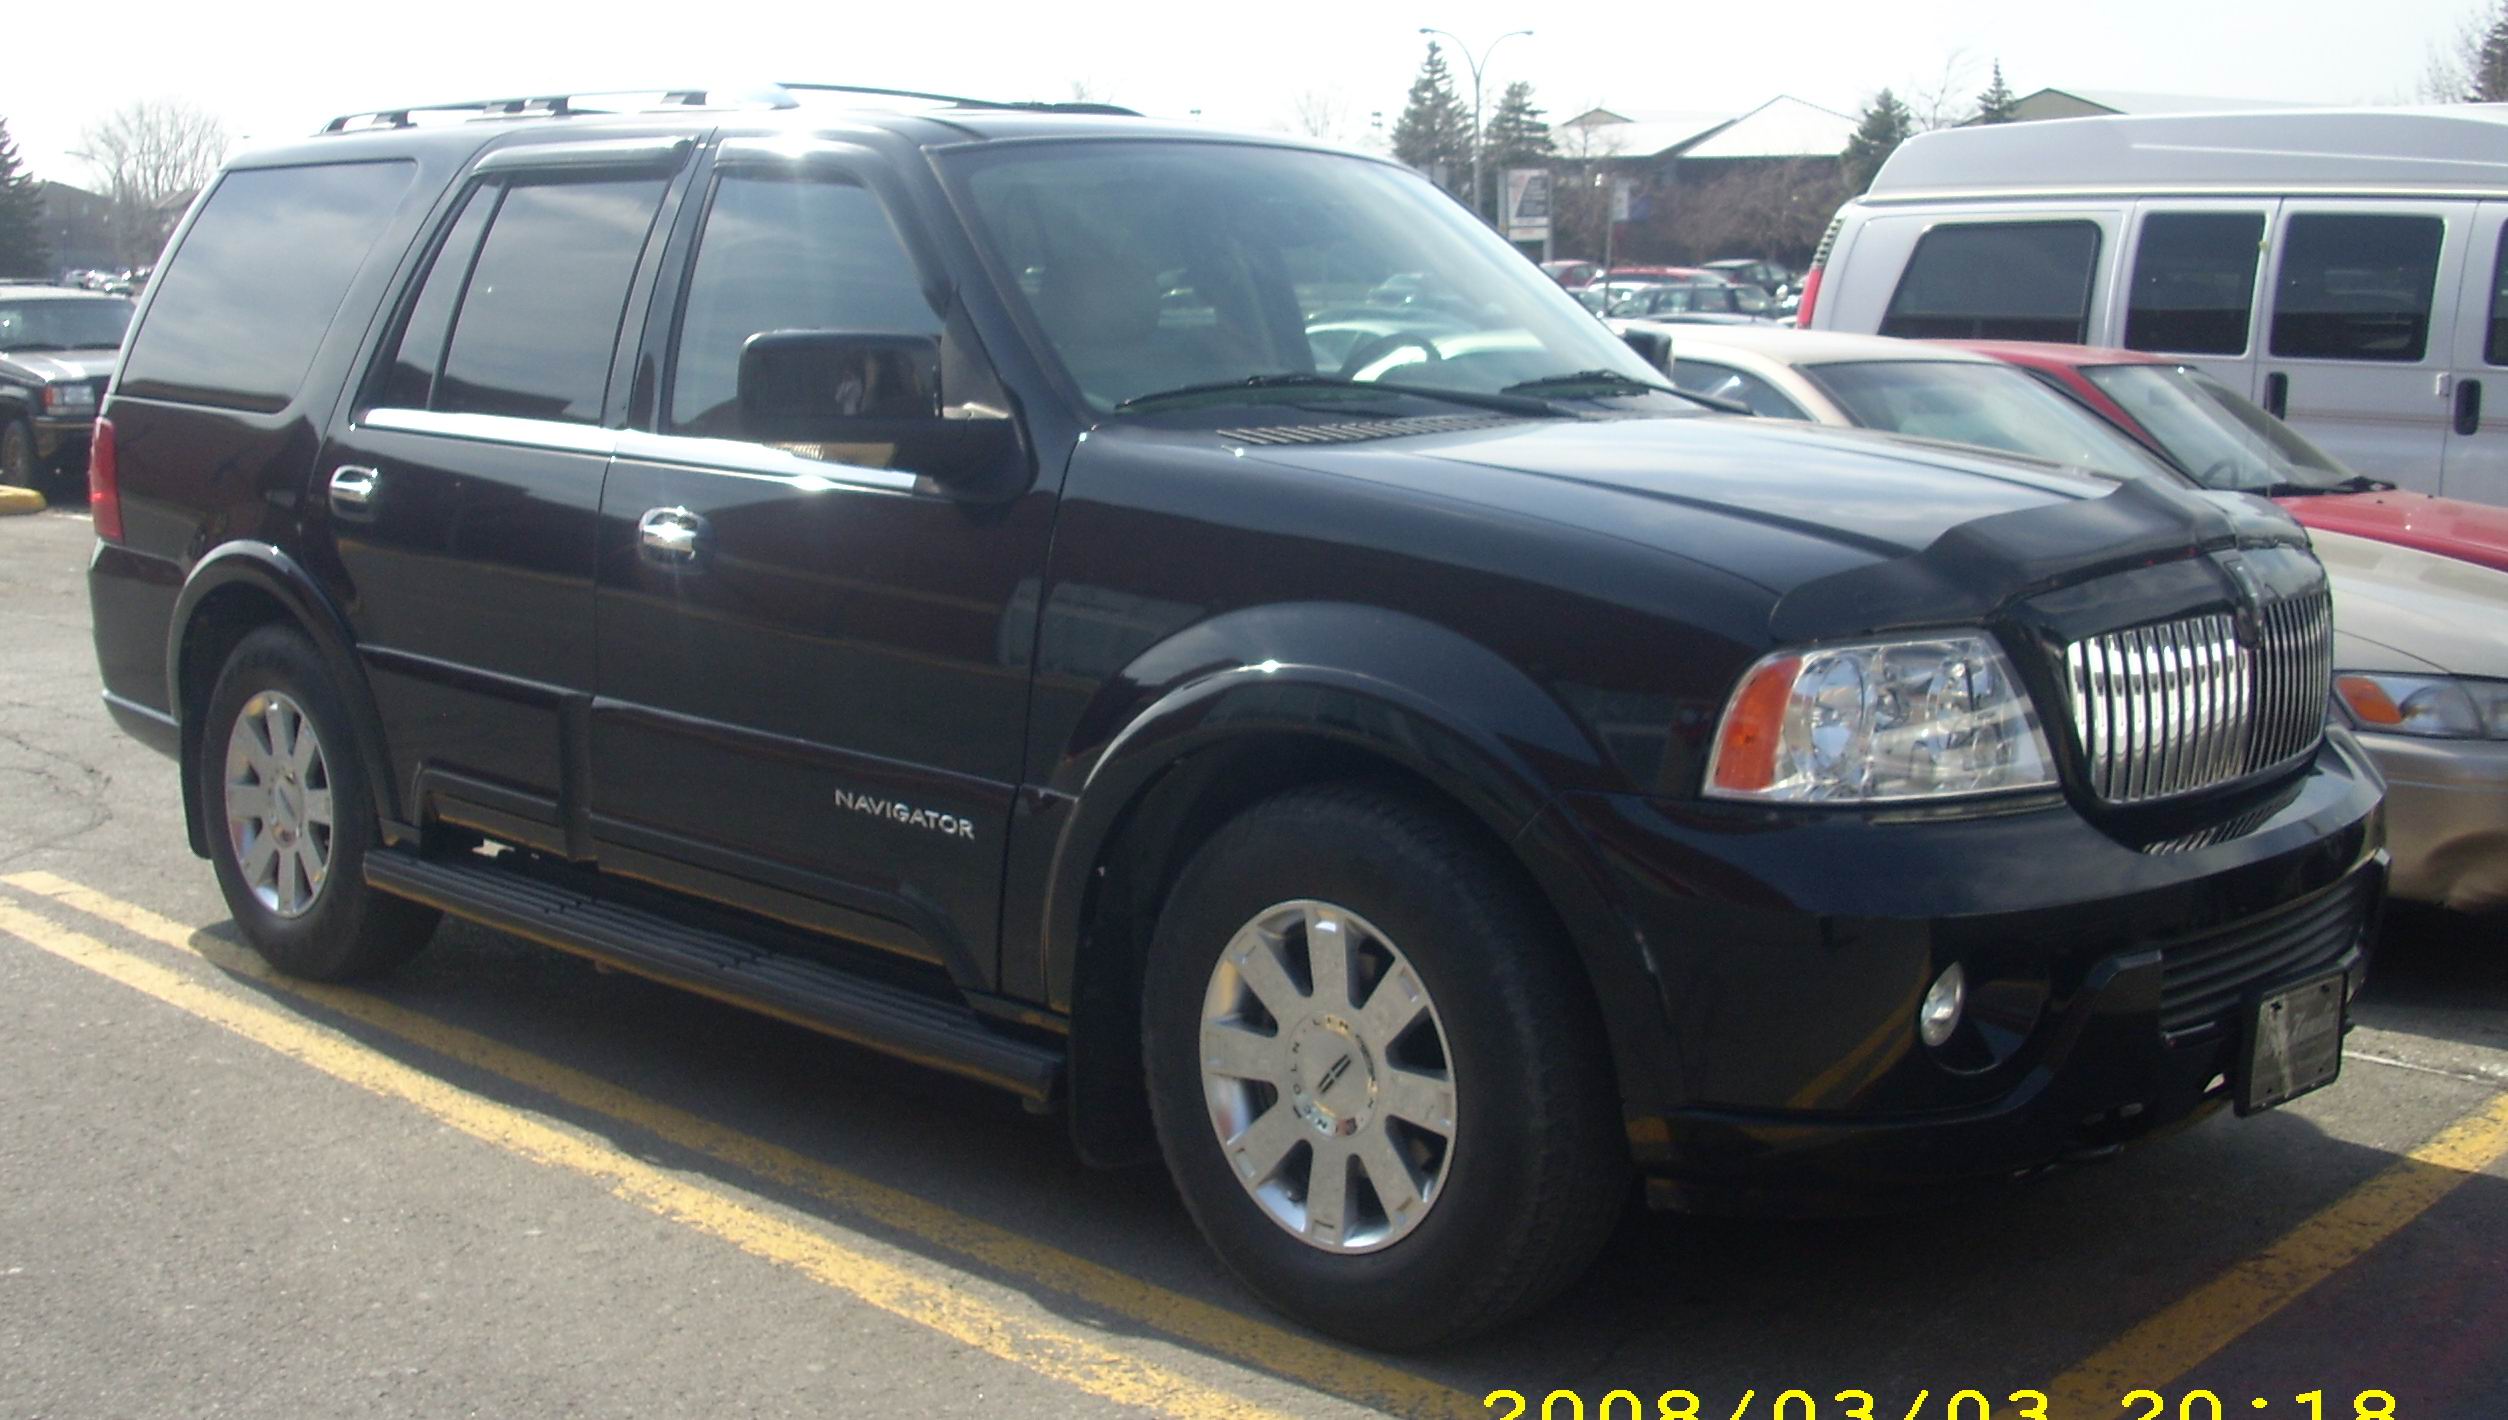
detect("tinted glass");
top-left (668, 173), bottom-right (939, 436)
top-left (438, 177), bottom-right (666, 424)
top-left (0, 297), bottom-right (133, 351)
top-left (1668, 359), bottom-right (1809, 419)
top-left (953, 141), bottom-right (1670, 413)
top-left (1808, 360), bottom-right (2180, 481)
top-left (2487, 225), bottom-right (2508, 367)
top-left (2125, 212), bottom-right (2265, 356)
top-left (119, 161), bottom-right (416, 411)
top-left (1880, 221), bottom-right (2100, 342)
top-left (2268, 213), bottom-right (2443, 362)
top-left (2082, 363), bottom-right (2352, 491)
top-left (373, 183), bottom-right (497, 410)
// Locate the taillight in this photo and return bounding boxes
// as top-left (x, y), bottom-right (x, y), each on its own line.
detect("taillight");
top-left (1793, 265), bottom-right (1824, 328)
top-left (88, 417), bottom-right (122, 541)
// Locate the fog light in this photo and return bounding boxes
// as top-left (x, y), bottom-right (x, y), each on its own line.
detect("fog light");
top-left (1919, 962), bottom-right (1966, 1049)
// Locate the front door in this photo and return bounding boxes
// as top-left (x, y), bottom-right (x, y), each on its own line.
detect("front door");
top-left (2255, 199), bottom-right (2471, 492)
top-left (326, 148), bottom-right (684, 851)
top-left (2443, 201), bottom-right (2508, 507)
top-left (588, 143), bottom-right (1053, 986)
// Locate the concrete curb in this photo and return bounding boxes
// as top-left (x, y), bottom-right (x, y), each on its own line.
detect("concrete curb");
top-left (0, 486), bottom-right (50, 516)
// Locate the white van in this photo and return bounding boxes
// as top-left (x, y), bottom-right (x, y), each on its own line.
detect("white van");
top-left (1799, 107), bottom-right (2508, 507)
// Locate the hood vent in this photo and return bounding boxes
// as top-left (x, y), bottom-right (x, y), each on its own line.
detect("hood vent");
top-left (1219, 414), bottom-right (1535, 446)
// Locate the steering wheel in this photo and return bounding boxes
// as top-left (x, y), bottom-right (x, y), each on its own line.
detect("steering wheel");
top-left (1336, 333), bottom-right (1444, 381)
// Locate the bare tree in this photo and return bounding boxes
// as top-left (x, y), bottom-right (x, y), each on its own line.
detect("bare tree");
top-left (1907, 48), bottom-right (1980, 131)
top-left (2423, 0), bottom-right (2508, 100)
top-left (1288, 87), bottom-right (1353, 145)
top-left (74, 99), bottom-right (227, 266)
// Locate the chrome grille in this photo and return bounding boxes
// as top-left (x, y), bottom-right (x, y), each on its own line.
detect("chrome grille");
top-left (2060, 592), bottom-right (2332, 804)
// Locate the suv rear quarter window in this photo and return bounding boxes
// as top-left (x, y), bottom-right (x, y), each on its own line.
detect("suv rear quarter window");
top-left (119, 161), bottom-right (417, 411)
top-left (1879, 220), bottom-right (2102, 343)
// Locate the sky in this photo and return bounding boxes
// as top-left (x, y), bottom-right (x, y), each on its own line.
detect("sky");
top-left (5, 0), bottom-right (2483, 187)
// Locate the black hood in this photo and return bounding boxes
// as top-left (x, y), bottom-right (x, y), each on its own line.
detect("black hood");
top-left (1235, 413), bottom-right (2309, 640)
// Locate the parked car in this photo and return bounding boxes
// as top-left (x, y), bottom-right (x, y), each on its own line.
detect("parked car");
top-left (91, 84), bottom-right (2381, 1348)
top-left (1610, 282), bottom-right (1784, 323)
top-left (1, 285), bottom-right (134, 491)
top-left (1703, 258), bottom-right (1794, 296)
top-left (1539, 259), bottom-right (1600, 288)
top-left (1797, 106), bottom-right (2508, 507)
top-left (1953, 341), bottom-right (2508, 574)
top-left (1657, 325), bottom-right (2497, 914)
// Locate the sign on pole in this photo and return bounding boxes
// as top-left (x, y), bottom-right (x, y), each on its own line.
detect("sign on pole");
top-left (1609, 179), bottom-right (1632, 224)
top-left (1503, 169), bottom-right (1552, 243)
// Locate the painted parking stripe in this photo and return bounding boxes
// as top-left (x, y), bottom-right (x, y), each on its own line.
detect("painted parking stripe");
top-left (0, 893), bottom-right (1315, 1420)
top-left (2044, 1085), bottom-right (2508, 1414)
top-left (1, 871), bottom-right (1478, 1420)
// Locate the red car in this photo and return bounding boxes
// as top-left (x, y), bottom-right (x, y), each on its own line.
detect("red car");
top-left (1538, 259), bottom-right (1600, 289)
top-left (1951, 342), bottom-right (2508, 574)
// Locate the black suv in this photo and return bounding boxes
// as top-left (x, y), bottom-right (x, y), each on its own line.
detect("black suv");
top-left (1, 283), bottom-right (133, 490)
top-left (88, 85), bottom-right (2384, 1348)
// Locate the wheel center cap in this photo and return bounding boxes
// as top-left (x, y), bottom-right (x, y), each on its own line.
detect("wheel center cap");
top-left (1286, 1014), bottom-right (1377, 1136)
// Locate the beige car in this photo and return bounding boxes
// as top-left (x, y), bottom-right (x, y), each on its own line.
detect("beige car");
top-left (1645, 325), bottom-right (2508, 915)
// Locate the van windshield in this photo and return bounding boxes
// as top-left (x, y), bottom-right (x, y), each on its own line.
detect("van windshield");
top-left (947, 141), bottom-right (1673, 414)
top-left (2082, 363), bottom-right (2354, 493)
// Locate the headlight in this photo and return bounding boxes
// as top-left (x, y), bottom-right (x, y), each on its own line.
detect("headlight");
top-left (1705, 633), bottom-right (2057, 803)
top-left (2333, 673), bottom-right (2508, 741)
top-left (40, 383), bottom-right (97, 411)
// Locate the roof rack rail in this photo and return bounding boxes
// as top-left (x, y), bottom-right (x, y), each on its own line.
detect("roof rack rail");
top-left (319, 82), bottom-right (1137, 134)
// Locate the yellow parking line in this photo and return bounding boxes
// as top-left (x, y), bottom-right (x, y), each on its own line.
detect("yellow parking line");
top-left (0, 894), bottom-right (1306, 1420)
top-left (1, 871), bottom-right (1477, 1420)
top-left (2044, 1086), bottom-right (2508, 1414)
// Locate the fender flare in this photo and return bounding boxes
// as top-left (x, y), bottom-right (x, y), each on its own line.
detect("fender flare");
top-left (166, 542), bottom-right (405, 856)
top-left (1033, 603), bottom-right (1686, 1110)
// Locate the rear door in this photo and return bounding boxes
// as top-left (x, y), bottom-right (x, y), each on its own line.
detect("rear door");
top-left (2112, 200), bottom-right (2279, 397)
top-left (324, 140), bottom-right (688, 852)
top-left (587, 138), bottom-right (1051, 986)
top-left (2442, 202), bottom-right (2508, 506)
top-left (2255, 200), bottom-right (2470, 492)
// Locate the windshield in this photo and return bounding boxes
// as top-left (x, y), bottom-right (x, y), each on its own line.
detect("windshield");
top-left (952, 143), bottom-right (1668, 414)
top-left (1806, 360), bottom-right (2183, 483)
top-left (2082, 363), bottom-right (2354, 492)
top-left (0, 297), bottom-right (133, 351)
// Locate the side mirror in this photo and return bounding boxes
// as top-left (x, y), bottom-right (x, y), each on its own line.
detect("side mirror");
top-left (1619, 325), bottom-right (1674, 374)
top-left (735, 330), bottom-right (1024, 495)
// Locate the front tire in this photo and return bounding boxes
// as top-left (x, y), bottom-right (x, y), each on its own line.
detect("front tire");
top-left (0, 418), bottom-right (38, 490)
top-left (198, 626), bottom-right (438, 980)
top-left (1143, 784), bottom-right (1628, 1349)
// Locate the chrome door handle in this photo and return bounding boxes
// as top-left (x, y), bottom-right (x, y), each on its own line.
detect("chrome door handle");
top-left (637, 506), bottom-right (707, 567)
top-left (328, 465), bottom-right (380, 520)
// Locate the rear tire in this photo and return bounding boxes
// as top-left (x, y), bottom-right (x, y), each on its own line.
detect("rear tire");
top-left (0, 418), bottom-right (37, 490)
top-left (1142, 783), bottom-right (1628, 1349)
top-left (197, 626), bottom-right (438, 980)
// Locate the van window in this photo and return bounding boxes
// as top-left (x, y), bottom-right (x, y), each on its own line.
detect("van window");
top-left (2487, 226), bottom-right (2508, 367)
top-left (2268, 213), bottom-right (2443, 363)
top-left (372, 184), bottom-right (497, 410)
top-left (667, 172), bottom-right (939, 438)
top-left (436, 176), bottom-right (669, 424)
top-left (1879, 221), bottom-right (2100, 342)
top-left (119, 161), bottom-right (416, 412)
top-left (2125, 212), bottom-right (2264, 356)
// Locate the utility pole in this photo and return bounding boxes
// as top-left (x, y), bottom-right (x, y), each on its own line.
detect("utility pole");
top-left (1416, 25), bottom-right (1531, 223)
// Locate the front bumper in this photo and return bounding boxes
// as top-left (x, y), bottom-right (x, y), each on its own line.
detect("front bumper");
top-left (1546, 731), bottom-right (2387, 1212)
top-left (2358, 731), bottom-right (2508, 915)
top-left (32, 412), bottom-right (98, 467)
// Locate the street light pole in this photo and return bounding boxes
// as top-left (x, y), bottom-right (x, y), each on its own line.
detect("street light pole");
top-left (1417, 25), bottom-right (1531, 223)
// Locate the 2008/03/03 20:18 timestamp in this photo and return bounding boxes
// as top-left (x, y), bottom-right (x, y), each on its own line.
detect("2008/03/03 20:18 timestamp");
top-left (1481, 1390), bottom-right (2404, 1420)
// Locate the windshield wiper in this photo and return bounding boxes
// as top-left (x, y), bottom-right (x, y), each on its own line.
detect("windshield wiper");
top-left (1113, 373), bottom-right (1559, 416)
top-left (1502, 369), bottom-right (1747, 415)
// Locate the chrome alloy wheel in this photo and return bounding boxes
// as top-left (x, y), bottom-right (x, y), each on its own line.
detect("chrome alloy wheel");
top-left (1199, 900), bottom-right (1458, 1254)
top-left (222, 690), bottom-right (334, 918)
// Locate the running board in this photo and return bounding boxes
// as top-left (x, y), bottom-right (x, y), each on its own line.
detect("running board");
top-left (364, 850), bottom-right (1062, 1101)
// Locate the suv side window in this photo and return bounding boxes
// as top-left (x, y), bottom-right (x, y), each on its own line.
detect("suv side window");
top-left (667, 171), bottom-right (940, 438)
top-left (2126, 212), bottom-right (2265, 356)
top-left (373, 183), bottom-right (497, 410)
top-left (1879, 220), bottom-right (2101, 342)
top-left (431, 176), bottom-right (670, 424)
top-left (119, 161), bottom-right (416, 411)
top-left (2268, 213), bottom-right (2443, 363)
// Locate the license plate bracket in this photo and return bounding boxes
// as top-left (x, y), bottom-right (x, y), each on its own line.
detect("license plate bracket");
top-left (2236, 968), bottom-right (2348, 1116)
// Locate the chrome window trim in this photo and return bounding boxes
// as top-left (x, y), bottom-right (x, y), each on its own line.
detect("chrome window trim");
top-left (613, 429), bottom-right (923, 492)
top-left (360, 406), bottom-right (617, 456)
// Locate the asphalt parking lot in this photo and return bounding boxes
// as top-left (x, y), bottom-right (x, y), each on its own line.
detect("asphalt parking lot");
top-left (3, 501), bottom-right (2503, 1420)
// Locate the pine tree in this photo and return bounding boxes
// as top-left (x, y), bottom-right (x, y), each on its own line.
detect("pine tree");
top-left (1479, 81), bottom-right (1555, 220)
top-left (2472, 5), bottom-right (2508, 100)
top-left (0, 117), bottom-right (50, 280)
top-left (1391, 42), bottom-right (1471, 191)
top-left (1973, 61), bottom-right (2019, 125)
top-left (1841, 89), bottom-right (1915, 194)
